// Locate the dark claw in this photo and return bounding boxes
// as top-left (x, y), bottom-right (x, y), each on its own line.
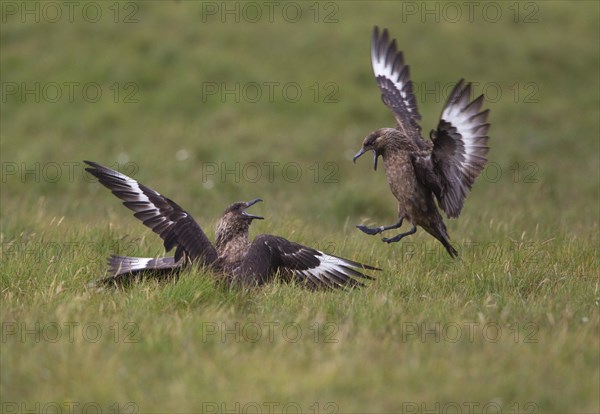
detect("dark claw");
top-left (356, 225), bottom-right (381, 236)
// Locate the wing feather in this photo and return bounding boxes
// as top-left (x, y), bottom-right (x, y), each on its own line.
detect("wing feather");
top-left (371, 26), bottom-right (421, 134)
top-left (236, 235), bottom-right (378, 289)
top-left (84, 161), bottom-right (218, 266)
top-left (430, 80), bottom-right (491, 218)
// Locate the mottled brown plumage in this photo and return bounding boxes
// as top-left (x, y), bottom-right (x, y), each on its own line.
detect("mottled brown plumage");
top-left (84, 161), bottom-right (378, 289)
top-left (353, 27), bottom-right (491, 258)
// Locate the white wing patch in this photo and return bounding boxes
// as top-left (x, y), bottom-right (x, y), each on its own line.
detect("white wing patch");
top-left (371, 50), bottom-right (409, 104)
top-left (107, 255), bottom-right (182, 277)
top-left (116, 169), bottom-right (153, 203)
top-left (371, 27), bottom-right (422, 123)
top-left (432, 81), bottom-right (490, 218)
top-left (370, 27), bottom-right (422, 134)
top-left (114, 257), bottom-right (152, 273)
top-left (127, 257), bottom-right (152, 272)
top-left (301, 251), bottom-right (367, 288)
top-left (441, 85), bottom-right (489, 175)
top-left (104, 167), bottom-right (180, 229)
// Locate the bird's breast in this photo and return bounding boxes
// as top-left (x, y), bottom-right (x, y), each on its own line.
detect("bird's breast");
top-left (382, 151), bottom-right (417, 196)
top-left (217, 238), bottom-right (250, 270)
top-left (382, 150), bottom-right (433, 219)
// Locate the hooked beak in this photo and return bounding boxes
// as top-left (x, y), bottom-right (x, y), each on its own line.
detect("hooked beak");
top-left (242, 198), bottom-right (264, 220)
top-left (353, 148), bottom-right (378, 171)
top-left (353, 148), bottom-right (366, 163)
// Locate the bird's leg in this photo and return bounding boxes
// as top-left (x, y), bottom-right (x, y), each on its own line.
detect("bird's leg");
top-left (356, 218), bottom-right (403, 236)
top-left (382, 226), bottom-right (417, 243)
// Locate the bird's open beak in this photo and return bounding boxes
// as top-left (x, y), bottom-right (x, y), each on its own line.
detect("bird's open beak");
top-left (353, 148), bottom-right (378, 171)
top-left (353, 148), bottom-right (366, 164)
top-left (242, 198), bottom-right (264, 220)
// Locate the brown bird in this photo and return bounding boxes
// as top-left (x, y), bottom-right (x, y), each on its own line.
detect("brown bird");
top-left (353, 27), bottom-right (491, 258)
top-left (84, 161), bottom-right (378, 288)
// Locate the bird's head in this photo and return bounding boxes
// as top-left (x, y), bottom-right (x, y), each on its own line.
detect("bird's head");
top-left (353, 128), bottom-right (398, 171)
top-left (221, 198), bottom-right (264, 223)
top-left (216, 198), bottom-right (263, 248)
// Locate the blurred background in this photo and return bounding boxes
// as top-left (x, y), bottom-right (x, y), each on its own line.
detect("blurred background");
top-left (2, 1), bottom-right (597, 235)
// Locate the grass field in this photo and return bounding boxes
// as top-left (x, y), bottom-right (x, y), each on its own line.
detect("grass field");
top-left (1, 1), bottom-right (599, 413)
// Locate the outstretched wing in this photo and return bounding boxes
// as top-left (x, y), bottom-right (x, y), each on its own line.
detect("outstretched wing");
top-left (235, 234), bottom-right (378, 289)
top-left (371, 26), bottom-right (421, 135)
top-left (428, 80), bottom-right (490, 218)
top-left (84, 161), bottom-right (218, 265)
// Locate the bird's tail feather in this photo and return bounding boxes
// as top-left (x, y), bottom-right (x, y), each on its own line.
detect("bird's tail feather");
top-left (108, 255), bottom-right (181, 275)
top-left (439, 236), bottom-right (458, 258)
top-left (89, 255), bottom-right (182, 287)
top-left (426, 223), bottom-right (459, 259)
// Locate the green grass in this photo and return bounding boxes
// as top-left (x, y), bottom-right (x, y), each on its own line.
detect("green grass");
top-left (1, 1), bottom-right (599, 413)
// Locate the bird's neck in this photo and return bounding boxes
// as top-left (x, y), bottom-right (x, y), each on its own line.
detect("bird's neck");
top-left (215, 220), bottom-right (251, 257)
top-left (378, 136), bottom-right (403, 160)
top-left (380, 133), bottom-right (421, 158)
